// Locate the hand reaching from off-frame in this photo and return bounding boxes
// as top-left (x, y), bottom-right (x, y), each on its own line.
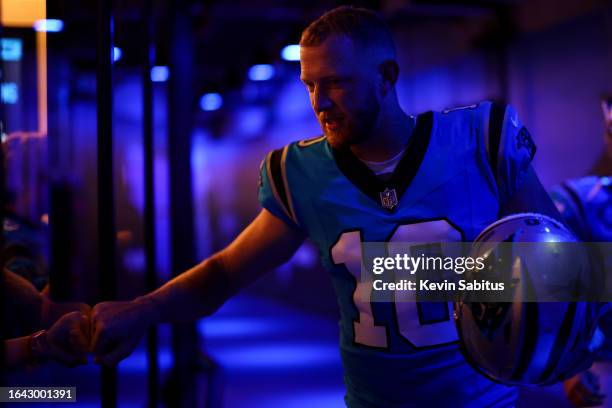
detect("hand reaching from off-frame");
top-left (90, 298), bottom-right (159, 366)
top-left (45, 311), bottom-right (91, 366)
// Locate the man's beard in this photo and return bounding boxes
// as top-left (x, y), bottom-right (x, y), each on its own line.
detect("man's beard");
top-left (322, 101), bottom-right (381, 150)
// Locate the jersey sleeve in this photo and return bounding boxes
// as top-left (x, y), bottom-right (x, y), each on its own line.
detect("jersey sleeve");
top-left (257, 147), bottom-right (301, 231)
top-left (485, 102), bottom-right (537, 203)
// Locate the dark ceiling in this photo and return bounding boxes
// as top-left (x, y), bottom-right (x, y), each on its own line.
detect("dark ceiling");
top-left (46, 0), bottom-right (607, 95)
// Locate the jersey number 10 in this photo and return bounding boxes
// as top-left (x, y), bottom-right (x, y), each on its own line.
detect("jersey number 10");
top-left (331, 220), bottom-right (461, 349)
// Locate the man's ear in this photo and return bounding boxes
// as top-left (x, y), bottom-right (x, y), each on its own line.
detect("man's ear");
top-left (379, 60), bottom-right (399, 95)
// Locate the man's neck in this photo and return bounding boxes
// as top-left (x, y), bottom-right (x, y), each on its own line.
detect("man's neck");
top-left (350, 111), bottom-right (415, 162)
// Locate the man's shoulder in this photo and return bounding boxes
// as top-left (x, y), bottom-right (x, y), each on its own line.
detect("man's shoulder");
top-left (264, 135), bottom-right (326, 155)
top-left (439, 102), bottom-right (484, 116)
top-left (296, 134), bottom-right (326, 148)
top-left (416, 102), bottom-right (491, 145)
top-left (263, 135), bottom-right (328, 166)
top-left (427, 101), bottom-right (493, 129)
top-left (260, 135), bottom-right (330, 183)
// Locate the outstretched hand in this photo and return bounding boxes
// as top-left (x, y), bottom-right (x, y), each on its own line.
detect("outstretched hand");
top-left (90, 298), bottom-right (159, 366)
top-left (45, 311), bottom-right (91, 366)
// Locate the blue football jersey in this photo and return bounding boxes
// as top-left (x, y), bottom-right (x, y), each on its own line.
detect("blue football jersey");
top-left (549, 176), bottom-right (612, 242)
top-left (550, 177), bottom-right (612, 357)
top-left (258, 102), bottom-right (536, 407)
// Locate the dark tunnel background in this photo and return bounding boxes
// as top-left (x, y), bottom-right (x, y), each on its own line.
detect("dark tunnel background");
top-left (1, 0), bottom-right (612, 406)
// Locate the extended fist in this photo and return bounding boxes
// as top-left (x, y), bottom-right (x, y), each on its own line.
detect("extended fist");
top-left (25, 297), bottom-right (160, 368)
top-left (40, 311), bottom-right (91, 366)
top-left (90, 298), bottom-right (159, 366)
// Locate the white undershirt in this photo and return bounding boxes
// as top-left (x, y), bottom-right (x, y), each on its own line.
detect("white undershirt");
top-left (361, 147), bottom-right (406, 176)
top-left (360, 116), bottom-right (415, 177)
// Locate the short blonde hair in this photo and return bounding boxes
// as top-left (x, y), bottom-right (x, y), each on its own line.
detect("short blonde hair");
top-left (300, 5), bottom-right (396, 57)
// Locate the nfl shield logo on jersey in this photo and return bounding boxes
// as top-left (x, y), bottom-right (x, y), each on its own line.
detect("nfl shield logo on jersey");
top-left (380, 188), bottom-right (398, 210)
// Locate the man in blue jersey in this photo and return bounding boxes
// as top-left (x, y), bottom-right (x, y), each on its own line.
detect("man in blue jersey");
top-left (90, 6), bottom-right (563, 407)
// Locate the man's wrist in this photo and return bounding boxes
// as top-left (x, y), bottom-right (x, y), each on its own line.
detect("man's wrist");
top-left (28, 330), bottom-right (49, 365)
top-left (133, 295), bottom-right (163, 325)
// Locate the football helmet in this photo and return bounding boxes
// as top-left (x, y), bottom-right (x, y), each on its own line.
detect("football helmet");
top-left (455, 213), bottom-right (603, 385)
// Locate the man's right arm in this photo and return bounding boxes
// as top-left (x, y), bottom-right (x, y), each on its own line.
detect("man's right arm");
top-left (142, 208), bottom-right (305, 322)
top-left (91, 209), bottom-right (304, 365)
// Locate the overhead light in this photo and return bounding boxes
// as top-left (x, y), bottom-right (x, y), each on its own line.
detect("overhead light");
top-left (281, 44), bottom-right (300, 61)
top-left (150, 66), bottom-right (169, 82)
top-left (113, 47), bottom-right (122, 62)
top-left (200, 93), bottom-right (222, 111)
top-left (33, 19), bottom-right (64, 33)
top-left (248, 64), bottom-right (275, 81)
top-left (1, 82), bottom-right (19, 104)
top-left (1, 38), bottom-right (23, 62)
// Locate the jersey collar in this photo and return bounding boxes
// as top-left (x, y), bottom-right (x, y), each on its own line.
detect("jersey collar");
top-left (331, 111), bottom-right (433, 211)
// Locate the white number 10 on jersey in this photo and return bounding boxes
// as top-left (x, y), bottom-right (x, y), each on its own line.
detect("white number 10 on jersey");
top-left (331, 220), bottom-right (461, 349)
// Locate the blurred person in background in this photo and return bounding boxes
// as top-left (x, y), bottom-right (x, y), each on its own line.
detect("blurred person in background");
top-left (551, 95), bottom-right (612, 406)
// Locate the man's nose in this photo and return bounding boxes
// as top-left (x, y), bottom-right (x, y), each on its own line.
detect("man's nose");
top-left (313, 88), bottom-right (333, 113)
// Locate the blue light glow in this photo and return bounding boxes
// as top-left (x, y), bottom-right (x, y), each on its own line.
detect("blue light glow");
top-left (248, 64), bottom-right (275, 81)
top-left (250, 389), bottom-right (347, 408)
top-left (113, 47), bottom-right (122, 62)
top-left (118, 348), bottom-right (173, 372)
top-left (234, 106), bottom-right (266, 137)
top-left (210, 343), bottom-right (339, 369)
top-left (1, 82), bottom-right (19, 104)
top-left (198, 317), bottom-right (286, 338)
top-left (281, 44), bottom-right (300, 61)
top-left (200, 93), bottom-right (223, 111)
top-left (1, 38), bottom-right (22, 61)
top-left (150, 66), bottom-right (169, 82)
top-left (33, 19), bottom-right (64, 33)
